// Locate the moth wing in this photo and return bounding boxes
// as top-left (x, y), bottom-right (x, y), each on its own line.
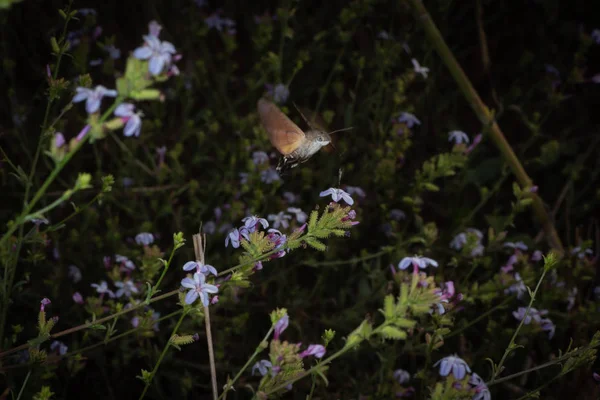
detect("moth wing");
top-left (257, 98), bottom-right (305, 155)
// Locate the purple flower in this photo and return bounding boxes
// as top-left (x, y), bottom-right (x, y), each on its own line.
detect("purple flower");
top-left (40, 298), bottom-right (51, 312)
top-left (287, 207), bottom-right (308, 223)
top-left (571, 246), bottom-right (593, 259)
top-left (266, 83), bottom-right (289, 104)
top-left (531, 250), bottom-right (543, 262)
top-left (180, 272), bottom-right (219, 306)
top-left (50, 340), bottom-right (68, 356)
top-left (592, 29), bottom-right (600, 44)
top-left (242, 216), bottom-right (269, 233)
top-left (469, 373), bottom-right (491, 400)
top-left (512, 307), bottom-right (547, 325)
top-left (205, 13), bottom-right (236, 35)
top-left (182, 261), bottom-right (217, 276)
top-left (252, 151), bottom-right (269, 165)
top-left (133, 28), bottom-right (176, 76)
top-left (395, 112), bottom-right (421, 128)
top-left (393, 369), bottom-right (410, 384)
top-left (72, 292), bottom-right (84, 304)
top-left (567, 287), bottom-right (577, 311)
top-left (104, 44), bottom-right (121, 59)
top-left (225, 228), bottom-right (243, 248)
top-left (115, 254), bottom-right (136, 271)
top-left (397, 256), bottom-right (438, 271)
top-left (390, 209), bottom-right (406, 221)
top-left (299, 344), bottom-right (326, 359)
top-left (114, 103), bottom-right (143, 137)
top-left (283, 191), bottom-right (299, 203)
top-left (260, 167), bottom-right (281, 183)
top-left (268, 211), bottom-right (292, 229)
top-left (148, 20), bottom-right (162, 38)
top-left (344, 186), bottom-right (366, 198)
top-left (156, 146), bottom-right (167, 166)
top-left (203, 221), bottom-right (216, 235)
top-left (504, 241), bottom-right (528, 251)
top-left (68, 265), bottom-right (82, 283)
top-left (252, 359), bottom-right (272, 376)
top-left (319, 188), bottom-right (354, 205)
top-left (115, 280), bottom-right (139, 298)
top-left (91, 281), bottom-right (116, 298)
top-left (411, 58), bottom-right (429, 78)
top-left (433, 355), bottom-right (471, 380)
top-left (273, 314), bottom-right (289, 340)
top-left (72, 85), bottom-right (118, 114)
top-left (135, 232), bottom-right (154, 246)
top-left (54, 133), bottom-right (65, 148)
top-left (505, 273), bottom-right (527, 299)
top-left (448, 130), bottom-right (470, 144)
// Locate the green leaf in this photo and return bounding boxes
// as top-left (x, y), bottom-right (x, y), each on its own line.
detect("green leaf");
top-left (383, 295), bottom-right (395, 319)
top-left (380, 326), bottom-right (407, 340)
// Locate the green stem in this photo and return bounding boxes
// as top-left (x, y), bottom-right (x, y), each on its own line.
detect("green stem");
top-left (139, 310), bottom-right (187, 400)
top-left (406, 0), bottom-right (563, 256)
top-left (15, 368), bottom-right (32, 400)
top-left (218, 327), bottom-right (275, 400)
top-left (148, 242), bottom-right (179, 299)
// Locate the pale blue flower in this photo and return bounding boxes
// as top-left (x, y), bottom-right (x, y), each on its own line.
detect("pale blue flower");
top-left (115, 280), bottom-right (139, 298)
top-left (287, 207), bottom-right (307, 223)
top-left (225, 228), bottom-right (242, 248)
top-left (411, 58), bottom-right (429, 78)
top-left (434, 354), bottom-right (471, 380)
top-left (182, 261), bottom-right (217, 276)
top-left (261, 167), bottom-right (281, 183)
top-left (50, 340), bottom-right (68, 356)
top-left (505, 272), bottom-right (527, 299)
top-left (252, 151), bottom-right (269, 165)
top-left (393, 369), bottom-right (410, 384)
top-left (397, 256), bottom-right (438, 270)
top-left (396, 112), bottom-right (420, 128)
top-left (91, 281), bottom-right (115, 298)
top-left (448, 130), bottom-right (470, 144)
top-left (266, 83), bottom-right (289, 104)
top-left (135, 232), bottom-right (154, 246)
top-left (242, 216), bottom-right (269, 233)
top-left (268, 211), bottom-right (292, 229)
top-left (319, 187), bottom-right (354, 205)
top-left (345, 186), bottom-right (366, 198)
top-left (390, 209), bottom-right (406, 221)
top-left (504, 241), bottom-right (528, 251)
top-left (571, 246), bottom-right (593, 259)
top-left (205, 13), bottom-right (236, 34)
top-left (252, 360), bottom-right (272, 376)
top-left (469, 373), bottom-right (491, 400)
top-left (104, 44), bottom-right (121, 59)
top-left (180, 272), bottom-right (218, 306)
top-left (114, 103), bottom-right (143, 137)
top-left (72, 85), bottom-right (117, 114)
top-left (68, 265), bottom-right (82, 283)
top-left (133, 34), bottom-right (176, 76)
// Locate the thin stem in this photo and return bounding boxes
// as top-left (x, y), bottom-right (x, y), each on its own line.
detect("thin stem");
top-left (490, 268), bottom-right (549, 383)
top-left (445, 296), bottom-right (513, 339)
top-left (218, 327), bottom-right (274, 400)
top-left (15, 369), bottom-right (32, 400)
top-left (139, 311), bottom-right (187, 400)
top-left (406, 0), bottom-right (564, 256)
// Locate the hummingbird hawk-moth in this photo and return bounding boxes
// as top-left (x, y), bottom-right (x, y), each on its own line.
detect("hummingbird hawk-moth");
top-left (257, 98), bottom-right (352, 172)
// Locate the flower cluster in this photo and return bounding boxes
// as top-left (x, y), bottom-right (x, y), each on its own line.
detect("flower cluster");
top-left (450, 228), bottom-right (484, 257)
top-left (434, 355), bottom-right (490, 400)
top-left (512, 307), bottom-right (556, 339)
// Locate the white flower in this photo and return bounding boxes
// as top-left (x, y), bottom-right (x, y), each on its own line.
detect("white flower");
top-left (397, 256), bottom-right (438, 270)
top-left (448, 130), bottom-right (470, 144)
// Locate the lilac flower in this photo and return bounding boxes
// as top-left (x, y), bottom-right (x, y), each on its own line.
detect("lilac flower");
top-left (225, 228), bottom-right (243, 248)
top-left (411, 58), bottom-right (429, 78)
top-left (512, 307), bottom-right (546, 325)
top-left (72, 85), bottom-right (117, 114)
top-left (320, 188), bottom-right (354, 205)
top-left (594, 372), bottom-right (600, 383)
top-left (30, 217), bottom-right (49, 226)
top-left (571, 246), bottom-right (593, 259)
top-left (265, 83), bottom-right (289, 104)
top-left (89, 59), bottom-right (101, 67)
top-left (450, 233), bottom-right (467, 250)
top-left (239, 172), bottom-right (249, 184)
top-left (273, 314), bottom-right (289, 340)
top-left (104, 44), bottom-right (121, 59)
top-left (287, 207), bottom-right (308, 223)
top-left (434, 355), bottom-right (471, 380)
top-left (115, 280), bottom-right (139, 298)
top-left (397, 256), bottom-right (438, 271)
top-left (254, 261), bottom-right (263, 271)
top-left (78, 8), bottom-right (96, 15)
top-left (283, 192), bottom-right (299, 203)
top-left (505, 273), bottom-right (527, 299)
top-left (592, 29), bottom-right (600, 44)
top-left (115, 254), bottom-right (136, 271)
top-left (156, 146), bottom-right (167, 166)
top-left (91, 281), bottom-right (116, 298)
top-left (469, 373), bottom-right (491, 400)
top-left (50, 340), bottom-right (68, 356)
top-left (133, 24), bottom-right (176, 76)
top-left (180, 272), bottom-right (219, 306)
top-left (261, 167), bottom-right (281, 183)
top-left (299, 344), bottom-right (326, 359)
top-left (504, 241), bottom-right (528, 251)
top-left (72, 292), bottom-right (84, 304)
top-left (531, 250), bottom-right (543, 262)
top-left (345, 186), bottom-right (366, 198)
top-left (148, 20), bottom-right (162, 38)
top-left (252, 359), bottom-right (272, 376)
top-left (395, 112), bottom-right (421, 128)
top-left (205, 13), bottom-right (236, 35)
top-left (68, 265), bottom-right (82, 283)
top-left (182, 261), bottom-right (217, 277)
top-left (114, 103), bottom-right (143, 137)
top-left (267, 229), bottom-right (287, 258)
top-left (252, 151), bottom-right (269, 165)
top-left (54, 132), bottom-right (65, 148)
top-left (135, 232), bottom-right (154, 246)
top-left (567, 287), bottom-right (577, 311)
top-left (390, 209), bottom-right (406, 221)
top-left (393, 369), bottom-right (411, 384)
top-left (204, 221), bottom-right (216, 234)
top-left (448, 130), bottom-right (470, 144)
top-left (268, 211), bottom-right (293, 229)
top-left (242, 216), bottom-right (269, 233)
top-left (40, 298), bottom-right (51, 312)
top-left (541, 318), bottom-right (556, 339)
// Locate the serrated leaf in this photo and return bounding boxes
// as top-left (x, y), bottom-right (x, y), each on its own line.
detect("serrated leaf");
top-left (305, 237), bottom-right (326, 251)
top-left (308, 210), bottom-right (319, 232)
top-left (393, 318), bottom-right (416, 329)
top-left (380, 326), bottom-right (407, 340)
top-left (383, 295), bottom-right (395, 319)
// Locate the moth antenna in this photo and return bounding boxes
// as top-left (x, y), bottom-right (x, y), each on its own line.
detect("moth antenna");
top-left (327, 127), bottom-right (354, 135)
top-left (292, 102), bottom-right (315, 129)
